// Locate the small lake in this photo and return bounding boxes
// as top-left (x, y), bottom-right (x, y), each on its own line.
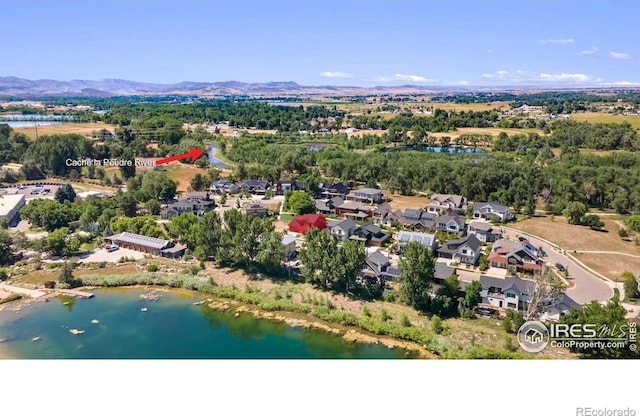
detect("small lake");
top-left (0, 114), bottom-right (75, 128)
top-left (0, 288), bottom-right (414, 359)
top-left (405, 145), bottom-right (482, 154)
top-left (207, 144), bottom-right (231, 169)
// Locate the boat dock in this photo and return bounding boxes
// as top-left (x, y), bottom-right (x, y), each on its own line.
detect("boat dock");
top-left (58, 289), bottom-right (95, 299)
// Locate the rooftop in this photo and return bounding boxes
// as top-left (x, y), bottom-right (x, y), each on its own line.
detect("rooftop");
top-left (0, 194), bottom-right (25, 217)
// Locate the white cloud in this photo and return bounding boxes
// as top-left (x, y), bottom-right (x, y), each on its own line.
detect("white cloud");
top-left (445, 80), bottom-right (470, 86)
top-left (577, 47), bottom-right (598, 55)
top-left (609, 51), bottom-right (631, 60)
top-left (320, 71), bottom-right (353, 79)
top-left (482, 70), bottom-right (594, 83)
top-left (539, 38), bottom-right (575, 45)
top-left (373, 73), bottom-right (436, 83)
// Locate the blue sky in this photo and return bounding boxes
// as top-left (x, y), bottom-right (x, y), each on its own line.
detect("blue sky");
top-left (1, 1), bottom-right (638, 87)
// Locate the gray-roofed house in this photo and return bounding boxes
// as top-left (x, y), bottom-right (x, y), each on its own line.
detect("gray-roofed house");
top-left (433, 264), bottom-right (457, 286)
top-left (473, 201), bottom-right (514, 222)
top-left (479, 275), bottom-right (564, 313)
top-left (209, 179), bottom-right (239, 195)
top-left (243, 203), bottom-right (269, 217)
top-left (275, 180), bottom-right (304, 196)
top-left (315, 196), bottom-right (344, 215)
top-left (401, 208), bottom-right (436, 231)
top-left (347, 187), bottom-right (384, 204)
top-left (372, 202), bottom-right (393, 221)
top-left (319, 182), bottom-right (349, 198)
top-left (397, 231), bottom-right (439, 254)
top-left (438, 234), bottom-right (482, 266)
top-left (185, 191), bottom-right (211, 201)
top-left (160, 198), bottom-right (213, 219)
top-left (427, 194), bottom-right (468, 215)
top-left (237, 179), bottom-right (269, 195)
top-left (358, 251), bottom-right (401, 285)
top-left (105, 232), bottom-right (186, 258)
top-left (350, 222), bottom-right (390, 246)
top-left (468, 221), bottom-right (503, 243)
top-left (435, 215), bottom-right (466, 237)
top-left (330, 218), bottom-right (357, 242)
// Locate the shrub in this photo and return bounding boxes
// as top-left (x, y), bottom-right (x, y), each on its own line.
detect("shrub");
top-left (431, 315), bottom-right (443, 334)
top-left (147, 264), bottom-right (158, 272)
top-left (379, 308), bottom-right (392, 322)
top-left (362, 305), bottom-right (372, 317)
top-left (0, 294), bottom-right (22, 304)
top-left (400, 313), bottom-right (411, 327)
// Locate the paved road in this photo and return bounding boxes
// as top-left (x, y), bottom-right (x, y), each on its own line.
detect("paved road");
top-left (502, 227), bottom-right (614, 305)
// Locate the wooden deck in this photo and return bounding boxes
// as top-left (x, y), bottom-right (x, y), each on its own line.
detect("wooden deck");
top-left (58, 289), bottom-right (95, 299)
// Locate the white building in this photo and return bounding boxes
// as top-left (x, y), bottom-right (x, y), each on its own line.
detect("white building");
top-left (0, 194), bottom-right (25, 225)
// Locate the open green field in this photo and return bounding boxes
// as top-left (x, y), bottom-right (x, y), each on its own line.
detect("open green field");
top-left (570, 112), bottom-right (640, 130)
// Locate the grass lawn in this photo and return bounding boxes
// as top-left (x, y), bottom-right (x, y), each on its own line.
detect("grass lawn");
top-left (280, 213), bottom-right (295, 221)
top-left (163, 162), bottom-right (209, 194)
top-left (80, 241), bottom-right (98, 251)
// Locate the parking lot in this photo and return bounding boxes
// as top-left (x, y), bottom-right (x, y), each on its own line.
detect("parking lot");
top-left (0, 182), bottom-right (64, 201)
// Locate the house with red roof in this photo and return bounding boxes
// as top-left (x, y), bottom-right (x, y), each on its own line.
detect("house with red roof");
top-left (288, 214), bottom-right (327, 234)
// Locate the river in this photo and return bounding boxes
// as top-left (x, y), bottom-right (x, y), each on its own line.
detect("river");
top-left (0, 288), bottom-right (414, 359)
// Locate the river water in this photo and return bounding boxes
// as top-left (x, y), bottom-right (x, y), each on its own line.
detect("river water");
top-left (0, 288), bottom-right (414, 359)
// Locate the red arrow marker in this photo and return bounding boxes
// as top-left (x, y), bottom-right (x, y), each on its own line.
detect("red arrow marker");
top-left (155, 147), bottom-right (204, 166)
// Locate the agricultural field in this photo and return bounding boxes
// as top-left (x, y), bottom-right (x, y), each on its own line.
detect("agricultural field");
top-left (13, 122), bottom-right (116, 139)
top-left (570, 112), bottom-right (640, 130)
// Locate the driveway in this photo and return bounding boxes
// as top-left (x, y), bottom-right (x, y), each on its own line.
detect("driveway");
top-left (502, 227), bottom-right (614, 305)
top-left (72, 247), bottom-right (146, 263)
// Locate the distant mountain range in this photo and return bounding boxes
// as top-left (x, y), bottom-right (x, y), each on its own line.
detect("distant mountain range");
top-left (0, 76), bottom-right (636, 98)
top-left (0, 76), bottom-right (461, 97)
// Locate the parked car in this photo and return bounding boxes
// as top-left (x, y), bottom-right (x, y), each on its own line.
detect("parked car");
top-left (106, 245), bottom-right (119, 252)
top-left (556, 263), bottom-right (565, 272)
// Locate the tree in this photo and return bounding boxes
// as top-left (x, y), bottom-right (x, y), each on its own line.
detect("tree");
top-left (167, 212), bottom-right (199, 249)
top-left (460, 280), bottom-right (482, 317)
top-left (560, 296), bottom-right (638, 358)
top-left (335, 239), bottom-right (366, 293)
top-left (190, 173), bottom-right (206, 191)
top-left (118, 192), bottom-right (138, 217)
top-left (58, 261), bottom-right (77, 287)
top-left (287, 191), bottom-right (316, 214)
top-left (478, 255), bottom-right (489, 271)
top-left (582, 214), bottom-right (604, 230)
top-left (145, 199), bottom-right (161, 215)
top-left (398, 241), bottom-right (435, 311)
top-left (525, 269), bottom-right (565, 321)
top-left (219, 192), bottom-right (227, 206)
top-left (562, 201), bottom-right (587, 225)
top-left (193, 211), bottom-right (223, 261)
top-left (622, 271), bottom-right (639, 300)
top-left (54, 184), bottom-right (76, 203)
top-left (119, 149), bottom-right (136, 179)
top-left (136, 170), bottom-right (177, 202)
top-left (20, 199), bottom-right (74, 231)
top-left (625, 215), bottom-right (640, 232)
top-left (45, 227), bottom-right (79, 256)
top-left (256, 232), bottom-right (285, 275)
top-left (432, 274), bottom-right (462, 317)
top-left (298, 227), bottom-right (339, 289)
top-left (0, 229), bottom-right (14, 265)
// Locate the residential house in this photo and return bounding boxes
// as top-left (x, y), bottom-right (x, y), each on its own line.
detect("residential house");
top-left (160, 198), bottom-right (213, 219)
top-left (330, 218), bottom-right (357, 242)
top-left (275, 180), bottom-right (304, 196)
top-left (433, 264), bottom-right (457, 286)
top-left (468, 221), bottom-right (503, 243)
top-left (372, 202), bottom-right (393, 221)
top-left (315, 196), bottom-right (344, 215)
top-left (473, 201), bottom-right (514, 222)
top-left (209, 180), bottom-right (239, 195)
top-left (346, 187), bottom-right (384, 204)
top-left (185, 191), bottom-right (211, 202)
top-left (319, 182), bottom-right (349, 199)
top-left (427, 194), bottom-right (468, 215)
top-left (350, 222), bottom-right (390, 246)
top-left (396, 231), bottom-right (439, 254)
top-left (487, 238), bottom-right (544, 274)
top-left (401, 208), bottom-right (436, 231)
top-left (105, 232), bottom-right (186, 258)
top-left (479, 275), bottom-right (564, 314)
top-left (435, 215), bottom-right (466, 237)
top-left (438, 234), bottom-right (482, 266)
top-left (237, 179), bottom-right (269, 195)
top-left (380, 210), bottom-right (404, 227)
top-left (289, 214), bottom-right (327, 234)
top-left (335, 200), bottom-right (373, 221)
top-left (243, 203), bottom-right (269, 217)
top-left (281, 233), bottom-right (297, 261)
top-left (358, 251), bottom-right (401, 285)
